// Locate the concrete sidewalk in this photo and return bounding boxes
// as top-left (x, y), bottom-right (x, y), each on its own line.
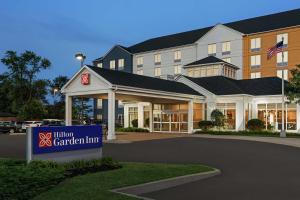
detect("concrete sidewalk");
top-left (193, 134), bottom-right (300, 148)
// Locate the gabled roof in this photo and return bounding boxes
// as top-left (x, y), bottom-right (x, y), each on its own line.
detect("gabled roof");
top-left (93, 45), bottom-right (132, 63)
top-left (128, 27), bottom-right (213, 54)
top-left (225, 8), bottom-right (300, 34)
top-left (184, 76), bottom-right (284, 96)
top-left (126, 8), bottom-right (300, 54)
top-left (184, 56), bottom-right (239, 69)
top-left (87, 66), bottom-right (201, 96)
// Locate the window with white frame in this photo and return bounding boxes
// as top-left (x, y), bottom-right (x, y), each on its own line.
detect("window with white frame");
top-left (277, 33), bottom-right (288, 47)
top-left (208, 44), bottom-right (216, 56)
top-left (97, 63), bottom-right (103, 68)
top-left (250, 72), bottom-right (261, 79)
top-left (110, 60), bottom-right (115, 69)
top-left (154, 54), bottom-right (161, 64)
top-left (277, 51), bottom-right (288, 66)
top-left (250, 38), bottom-right (261, 51)
top-left (137, 57), bottom-right (143, 67)
top-left (96, 114), bottom-right (102, 120)
top-left (277, 69), bottom-right (288, 80)
top-left (174, 50), bottom-right (181, 62)
top-left (137, 69), bottom-right (143, 75)
top-left (97, 99), bottom-right (102, 109)
top-left (222, 42), bottom-right (231, 54)
top-left (222, 57), bottom-right (231, 63)
top-left (174, 65), bottom-right (182, 74)
top-left (118, 59), bottom-right (124, 69)
top-left (250, 55), bottom-right (261, 68)
top-left (154, 67), bottom-right (161, 77)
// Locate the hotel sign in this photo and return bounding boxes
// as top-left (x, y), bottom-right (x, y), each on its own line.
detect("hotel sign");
top-left (81, 73), bottom-right (90, 85)
top-left (32, 125), bottom-right (102, 154)
top-left (27, 125), bottom-right (103, 163)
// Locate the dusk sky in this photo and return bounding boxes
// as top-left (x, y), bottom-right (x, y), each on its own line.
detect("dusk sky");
top-left (1, 0), bottom-right (300, 80)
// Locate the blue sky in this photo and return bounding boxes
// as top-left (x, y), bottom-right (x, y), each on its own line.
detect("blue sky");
top-left (0, 0), bottom-right (300, 80)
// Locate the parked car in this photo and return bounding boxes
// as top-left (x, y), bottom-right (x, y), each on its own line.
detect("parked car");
top-left (21, 121), bottom-right (42, 132)
top-left (0, 121), bottom-right (17, 134)
top-left (11, 121), bottom-right (23, 132)
top-left (41, 119), bottom-right (65, 127)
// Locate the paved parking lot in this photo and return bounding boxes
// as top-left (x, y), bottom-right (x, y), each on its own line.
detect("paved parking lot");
top-left (1, 134), bottom-right (300, 199)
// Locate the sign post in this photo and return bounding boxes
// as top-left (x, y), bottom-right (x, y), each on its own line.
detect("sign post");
top-left (26, 125), bottom-right (103, 163)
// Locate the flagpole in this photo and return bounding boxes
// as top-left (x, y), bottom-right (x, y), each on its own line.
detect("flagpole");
top-left (280, 36), bottom-right (286, 138)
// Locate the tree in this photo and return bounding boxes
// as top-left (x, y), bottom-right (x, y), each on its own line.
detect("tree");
top-left (286, 64), bottom-right (300, 104)
top-left (211, 109), bottom-right (225, 130)
top-left (18, 99), bottom-right (47, 120)
top-left (0, 50), bottom-right (51, 118)
top-left (46, 76), bottom-right (69, 119)
top-left (72, 97), bottom-right (92, 123)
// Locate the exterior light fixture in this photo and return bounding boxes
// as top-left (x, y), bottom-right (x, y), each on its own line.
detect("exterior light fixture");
top-left (75, 52), bottom-right (86, 68)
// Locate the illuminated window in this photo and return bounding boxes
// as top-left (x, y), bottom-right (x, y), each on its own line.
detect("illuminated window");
top-left (174, 50), bottom-right (181, 62)
top-left (277, 69), bottom-right (288, 80)
top-left (154, 67), bottom-right (161, 77)
top-left (154, 54), bottom-right (161, 64)
top-left (250, 38), bottom-right (261, 51)
top-left (222, 42), bottom-right (231, 54)
top-left (251, 55), bottom-right (261, 68)
top-left (208, 44), bottom-right (216, 56)
top-left (250, 72), bottom-right (261, 79)
top-left (137, 57), bottom-right (143, 66)
top-left (118, 59), bottom-right (124, 69)
top-left (110, 60), bottom-right (115, 70)
top-left (174, 65), bottom-right (182, 74)
top-left (277, 51), bottom-right (288, 66)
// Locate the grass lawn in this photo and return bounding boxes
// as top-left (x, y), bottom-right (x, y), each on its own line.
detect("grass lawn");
top-left (195, 130), bottom-right (300, 138)
top-left (34, 162), bottom-right (213, 200)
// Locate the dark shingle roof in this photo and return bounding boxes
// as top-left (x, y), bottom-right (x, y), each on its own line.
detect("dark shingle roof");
top-left (128, 27), bottom-right (213, 53)
top-left (225, 8), bottom-right (300, 34)
top-left (87, 66), bottom-right (201, 96)
top-left (184, 56), bottom-right (239, 69)
top-left (127, 9), bottom-right (300, 54)
top-left (185, 76), bottom-right (284, 95)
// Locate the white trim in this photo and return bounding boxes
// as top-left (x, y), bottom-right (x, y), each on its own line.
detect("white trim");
top-left (196, 24), bottom-right (244, 43)
top-left (61, 65), bottom-right (113, 93)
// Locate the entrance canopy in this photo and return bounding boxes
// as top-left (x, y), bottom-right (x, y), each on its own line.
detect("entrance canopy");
top-left (61, 65), bottom-right (203, 140)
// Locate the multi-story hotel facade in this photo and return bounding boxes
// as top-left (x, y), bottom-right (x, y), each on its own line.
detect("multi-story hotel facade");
top-left (86, 9), bottom-right (300, 138)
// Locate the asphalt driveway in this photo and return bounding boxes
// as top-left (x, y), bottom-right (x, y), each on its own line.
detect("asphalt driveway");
top-left (104, 137), bottom-right (300, 200)
top-left (1, 134), bottom-right (300, 199)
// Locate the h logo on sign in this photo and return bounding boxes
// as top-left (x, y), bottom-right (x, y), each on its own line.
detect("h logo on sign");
top-left (38, 132), bottom-right (52, 148)
top-left (81, 73), bottom-right (90, 85)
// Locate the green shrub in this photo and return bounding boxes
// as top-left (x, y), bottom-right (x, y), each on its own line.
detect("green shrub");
top-left (116, 127), bottom-right (149, 132)
top-left (0, 157), bottom-right (122, 200)
top-left (131, 119), bottom-right (138, 127)
top-left (211, 109), bottom-right (225, 129)
top-left (198, 120), bottom-right (213, 131)
top-left (247, 119), bottom-right (265, 131)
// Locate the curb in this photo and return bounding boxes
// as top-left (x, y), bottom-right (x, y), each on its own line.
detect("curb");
top-left (111, 168), bottom-right (220, 200)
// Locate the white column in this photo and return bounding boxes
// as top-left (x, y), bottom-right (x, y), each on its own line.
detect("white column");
top-left (297, 104), bottom-right (300, 133)
top-left (206, 102), bottom-right (216, 120)
top-left (107, 90), bottom-right (116, 140)
top-left (188, 100), bottom-right (194, 134)
top-left (149, 102), bottom-right (153, 132)
top-left (138, 103), bottom-right (144, 128)
top-left (65, 95), bottom-right (72, 126)
top-left (236, 101), bottom-right (245, 131)
top-left (124, 104), bottom-right (129, 128)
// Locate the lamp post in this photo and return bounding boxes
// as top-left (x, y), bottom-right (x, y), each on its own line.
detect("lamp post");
top-left (75, 52), bottom-right (86, 68)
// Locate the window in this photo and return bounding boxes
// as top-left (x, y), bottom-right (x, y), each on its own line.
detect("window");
top-left (154, 67), bottom-right (161, 77)
top-left (222, 42), bottom-right (231, 55)
top-left (277, 69), bottom-right (288, 80)
top-left (277, 33), bottom-right (288, 47)
top-left (174, 50), bottom-right (181, 62)
top-left (96, 114), bottom-right (102, 120)
top-left (250, 72), bottom-right (261, 79)
top-left (97, 63), bottom-right (103, 68)
top-left (174, 65), bottom-right (182, 74)
top-left (154, 54), bottom-right (161, 64)
top-left (250, 55), bottom-right (261, 68)
top-left (110, 60), bottom-right (115, 69)
top-left (97, 99), bottom-right (102, 109)
top-left (277, 51), bottom-right (288, 66)
top-left (137, 69), bottom-right (143, 75)
top-left (222, 57), bottom-right (231, 63)
top-left (137, 57), bottom-right (143, 67)
top-left (250, 38), bottom-right (261, 51)
top-left (118, 59), bottom-right (124, 69)
top-left (208, 44), bottom-right (216, 56)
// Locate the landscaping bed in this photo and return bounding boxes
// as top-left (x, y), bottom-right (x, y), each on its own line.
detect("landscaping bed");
top-left (195, 130), bottom-right (300, 138)
top-left (0, 157), bottom-right (121, 200)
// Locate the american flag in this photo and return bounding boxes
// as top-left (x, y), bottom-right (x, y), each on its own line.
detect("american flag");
top-left (267, 41), bottom-right (284, 60)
